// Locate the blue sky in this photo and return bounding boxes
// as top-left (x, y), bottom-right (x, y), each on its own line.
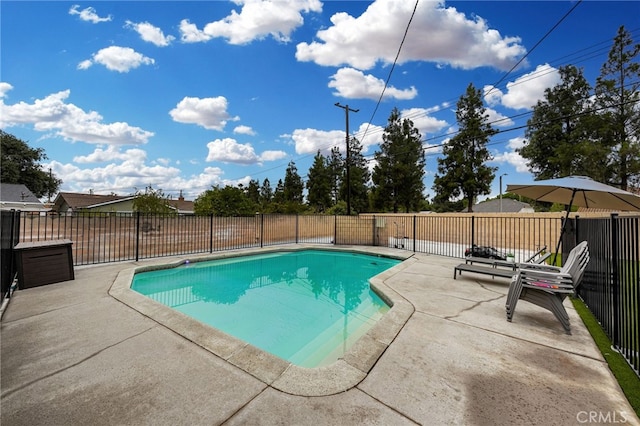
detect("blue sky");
top-left (2, 1), bottom-right (639, 202)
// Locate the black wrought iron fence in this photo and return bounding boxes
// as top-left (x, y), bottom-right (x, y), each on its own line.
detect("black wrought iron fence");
top-left (4, 209), bottom-right (638, 377)
top-left (570, 214), bottom-right (640, 377)
top-left (12, 211), bottom-right (564, 265)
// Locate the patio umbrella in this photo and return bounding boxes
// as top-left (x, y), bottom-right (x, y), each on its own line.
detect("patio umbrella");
top-left (506, 176), bottom-right (640, 263)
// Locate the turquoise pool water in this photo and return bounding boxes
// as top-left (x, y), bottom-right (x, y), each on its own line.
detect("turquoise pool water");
top-left (131, 250), bottom-right (400, 367)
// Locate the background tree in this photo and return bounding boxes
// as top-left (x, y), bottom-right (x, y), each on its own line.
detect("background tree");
top-left (245, 179), bottom-right (261, 209)
top-left (282, 161), bottom-right (305, 213)
top-left (328, 146), bottom-right (343, 205)
top-left (259, 178), bottom-right (273, 211)
top-left (1, 130), bottom-right (62, 198)
top-left (372, 108), bottom-right (426, 213)
top-left (339, 137), bottom-right (370, 214)
top-left (595, 25), bottom-right (640, 190)
top-left (132, 185), bottom-right (174, 214)
top-left (433, 83), bottom-right (497, 212)
top-left (306, 151), bottom-right (332, 212)
top-left (193, 185), bottom-right (255, 216)
top-left (518, 66), bottom-right (602, 180)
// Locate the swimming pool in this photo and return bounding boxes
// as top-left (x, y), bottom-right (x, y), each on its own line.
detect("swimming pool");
top-left (131, 249), bottom-right (400, 367)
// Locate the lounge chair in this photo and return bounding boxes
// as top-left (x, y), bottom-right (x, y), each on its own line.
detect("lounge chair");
top-left (505, 241), bottom-right (589, 334)
top-left (454, 246), bottom-right (551, 280)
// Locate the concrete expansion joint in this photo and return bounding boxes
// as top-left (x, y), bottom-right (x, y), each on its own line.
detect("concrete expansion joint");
top-left (1, 326), bottom-right (155, 399)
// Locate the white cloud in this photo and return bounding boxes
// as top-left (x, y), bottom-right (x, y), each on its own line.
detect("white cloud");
top-left (206, 137), bottom-right (286, 164)
top-left (485, 64), bottom-right (561, 110)
top-left (485, 107), bottom-right (514, 128)
top-left (400, 108), bottom-right (449, 135)
top-left (0, 89), bottom-right (154, 145)
top-left (288, 128), bottom-right (345, 155)
top-left (170, 96), bottom-right (239, 131)
top-left (179, 0), bottom-right (322, 45)
top-left (492, 136), bottom-right (529, 173)
top-left (296, 0), bottom-right (526, 71)
top-left (69, 5), bottom-right (112, 23)
top-left (79, 46), bottom-right (155, 73)
top-left (125, 21), bottom-right (175, 47)
top-left (329, 67), bottom-right (417, 100)
top-left (73, 146), bottom-right (147, 163)
top-left (259, 150), bottom-right (288, 162)
top-left (233, 125), bottom-right (256, 135)
top-left (0, 82), bottom-right (13, 98)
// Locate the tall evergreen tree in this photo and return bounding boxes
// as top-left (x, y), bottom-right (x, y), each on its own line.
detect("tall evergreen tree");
top-left (339, 137), bottom-right (370, 214)
top-left (245, 179), bottom-right (260, 208)
top-left (259, 178), bottom-right (273, 208)
top-left (372, 107), bottom-right (425, 213)
top-left (306, 151), bottom-right (332, 212)
top-left (433, 83), bottom-right (497, 212)
top-left (272, 179), bottom-right (285, 207)
top-left (595, 25), bottom-right (640, 190)
top-left (519, 66), bottom-right (600, 180)
top-left (328, 146), bottom-right (343, 205)
top-left (283, 161), bottom-right (304, 204)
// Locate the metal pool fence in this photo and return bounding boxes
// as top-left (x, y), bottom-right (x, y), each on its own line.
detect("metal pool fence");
top-left (2, 209), bottom-right (638, 377)
top-left (565, 214), bottom-right (640, 377)
top-left (10, 211), bottom-right (566, 265)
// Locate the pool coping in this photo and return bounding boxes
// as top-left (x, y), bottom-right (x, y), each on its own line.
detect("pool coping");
top-left (108, 245), bottom-right (416, 397)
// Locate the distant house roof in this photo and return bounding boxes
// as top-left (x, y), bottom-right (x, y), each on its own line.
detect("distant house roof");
top-left (470, 198), bottom-right (534, 213)
top-left (53, 192), bottom-right (131, 211)
top-left (167, 198), bottom-right (195, 214)
top-left (0, 183), bottom-right (47, 211)
top-left (52, 191), bottom-right (194, 214)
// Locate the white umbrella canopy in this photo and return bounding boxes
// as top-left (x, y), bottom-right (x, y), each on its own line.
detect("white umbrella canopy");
top-left (506, 176), bottom-right (640, 211)
top-left (506, 176), bottom-right (640, 264)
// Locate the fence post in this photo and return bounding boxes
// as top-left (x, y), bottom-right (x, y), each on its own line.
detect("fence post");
top-left (611, 213), bottom-right (620, 347)
top-left (471, 216), bottom-right (475, 249)
top-left (260, 214), bottom-right (264, 248)
top-left (135, 211), bottom-right (140, 262)
top-left (413, 215), bottom-right (417, 253)
top-left (334, 215), bottom-right (337, 245)
top-left (295, 214), bottom-right (299, 244)
top-left (209, 214), bottom-right (214, 253)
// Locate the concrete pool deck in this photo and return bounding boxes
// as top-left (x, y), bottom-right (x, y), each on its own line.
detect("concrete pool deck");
top-left (1, 245), bottom-right (638, 425)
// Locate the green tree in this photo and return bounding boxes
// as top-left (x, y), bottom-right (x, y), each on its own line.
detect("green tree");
top-left (372, 107), bottom-right (425, 213)
top-left (595, 25), bottom-right (640, 190)
top-left (282, 161), bottom-right (305, 213)
top-left (194, 185), bottom-right (254, 216)
top-left (433, 83), bottom-right (497, 212)
top-left (340, 137), bottom-right (370, 214)
top-left (0, 130), bottom-right (62, 198)
top-left (133, 185), bottom-right (174, 214)
top-left (259, 178), bottom-right (273, 210)
top-left (306, 151), bottom-right (332, 212)
top-left (519, 66), bottom-right (602, 180)
top-left (245, 179), bottom-right (260, 209)
top-left (328, 146), bottom-right (343, 205)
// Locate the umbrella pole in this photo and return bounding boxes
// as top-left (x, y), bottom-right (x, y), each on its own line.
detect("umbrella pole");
top-left (553, 189), bottom-right (576, 265)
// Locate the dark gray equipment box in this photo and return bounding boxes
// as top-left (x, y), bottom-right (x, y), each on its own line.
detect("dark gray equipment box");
top-left (14, 239), bottom-right (74, 289)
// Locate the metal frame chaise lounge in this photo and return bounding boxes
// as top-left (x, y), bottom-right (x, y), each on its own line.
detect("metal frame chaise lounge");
top-left (453, 246), bottom-right (551, 280)
top-left (505, 241), bottom-right (589, 334)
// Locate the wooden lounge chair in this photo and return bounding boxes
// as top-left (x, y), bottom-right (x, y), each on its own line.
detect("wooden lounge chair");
top-left (505, 241), bottom-right (589, 334)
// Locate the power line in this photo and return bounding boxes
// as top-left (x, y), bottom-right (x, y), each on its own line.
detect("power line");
top-left (359, 0), bottom-right (420, 146)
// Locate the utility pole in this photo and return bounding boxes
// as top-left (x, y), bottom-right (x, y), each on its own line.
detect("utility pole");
top-left (499, 173), bottom-right (507, 212)
top-left (334, 102), bottom-right (359, 215)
